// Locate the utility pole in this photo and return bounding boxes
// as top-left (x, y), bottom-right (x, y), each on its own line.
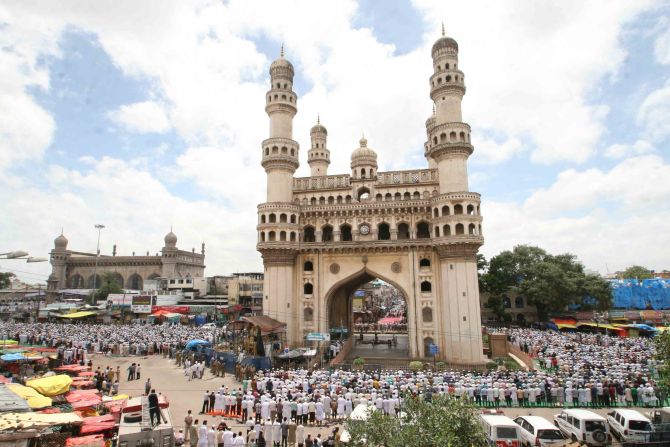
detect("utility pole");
top-left (92, 224), bottom-right (105, 305)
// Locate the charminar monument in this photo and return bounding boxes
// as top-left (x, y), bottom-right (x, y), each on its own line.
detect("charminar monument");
top-left (257, 28), bottom-right (485, 364)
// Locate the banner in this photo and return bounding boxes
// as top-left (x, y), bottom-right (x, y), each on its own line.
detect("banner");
top-left (151, 305), bottom-right (189, 314)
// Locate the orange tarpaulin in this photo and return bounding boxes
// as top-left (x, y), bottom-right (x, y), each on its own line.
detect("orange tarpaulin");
top-left (65, 434), bottom-right (104, 447)
top-left (79, 414), bottom-right (116, 435)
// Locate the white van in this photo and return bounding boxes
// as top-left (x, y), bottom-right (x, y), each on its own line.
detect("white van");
top-left (607, 409), bottom-right (654, 443)
top-left (514, 415), bottom-right (566, 446)
top-left (480, 414), bottom-right (521, 447)
top-left (554, 409), bottom-right (609, 446)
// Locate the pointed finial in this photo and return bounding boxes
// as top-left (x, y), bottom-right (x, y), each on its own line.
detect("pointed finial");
top-left (170, 224), bottom-right (173, 232)
top-left (60, 227), bottom-right (64, 235)
top-left (432, 103), bottom-right (436, 115)
top-left (280, 43), bottom-right (284, 58)
top-left (441, 22), bottom-right (445, 37)
top-left (317, 114), bottom-right (320, 124)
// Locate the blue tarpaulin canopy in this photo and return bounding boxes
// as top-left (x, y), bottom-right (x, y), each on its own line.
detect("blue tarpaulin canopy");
top-left (1, 353), bottom-right (27, 361)
top-left (185, 339), bottom-right (210, 350)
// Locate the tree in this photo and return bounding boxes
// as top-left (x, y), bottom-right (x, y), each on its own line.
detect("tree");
top-left (621, 265), bottom-right (654, 280)
top-left (344, 395), bottom-right (487, 447)
top-left (654, 331), bottom-right (670, 392)
top-left (88, 272), bottom-right (122, 305)
top-left (481, 245), bottom-right (611, 321)
top-left (0, 272), bottom-right (15, 289)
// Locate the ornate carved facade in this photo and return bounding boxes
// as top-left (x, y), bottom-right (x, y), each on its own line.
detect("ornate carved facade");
top-left (47, 231), bottom-right (206, 295)
top-left (258, 31), bottom-right (485, 363)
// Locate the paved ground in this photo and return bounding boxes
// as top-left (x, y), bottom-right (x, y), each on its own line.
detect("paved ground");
top-left (93, 353), bottom-right (658, 442)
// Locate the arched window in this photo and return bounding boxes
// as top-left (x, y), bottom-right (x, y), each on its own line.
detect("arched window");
top-left (310, 197), bottom-right (317, 205)
top-left (127, 274), bottom-right (142, 290)
top-left (269, 213), bottom-right (277, 223)
top-left (260, 232), bottom-right (266, 242)
top-left (416, 222), bottom-right (430, 238)
top-left (361, 168), bottom-right (366, 178)
top-left (280, 231), bottom-right (286, 241)
top-left (376, 193), bottom-right (383, 202)
top-left (394, 192), bottom-right (402, 201)
top-left (403, 192), bottom-right (411, 200)
top-left (110, 273), bottom-right (124, 288)
top-left (442, 205), bottom-right (450, 215)
top-left (503, 296), bottom-right (511, 308)
top-left (433, 208), bottom-right (439, 218)
top-left (443, 224), bottom-right (451, 236)
top-left (340, 224), bottom-right (352, 242)
top-left (304, 283), bottom-right (313, 295)
top-left (303, 226), bottom-right (315, 242)
top-left (454, 204), bottom-right (463, 215)
top-left (304, 261), bottom-right (313, 272)
top-left (290, 232), bottom-right (296, 241)
top-left (269, 231), bottom-right (276, 241)
top-left (69, 274), bottom-right (84, 289)
top-left (455, 223), bottom-right (464, 235)
top-left (280, 213), bottom-right (287, 223)
top-left (420, 281), bottom-right (432, 292)
top-left (290, 215), bottom-right (296, 224)
top-left (378, 223), bottom-right (390, 240)
top-left (435, 226), bottom-right (440, 237)
top-left (322, 225), bottom-right (333, 242)
top-left (460, 131), bottom-right (466, 141)
top-left (515, 296), bottom-right (524, 308)
top-left (385, 193), bottom-right (392, 201)
top-left (449, 131), bottom-right (457, 141)
top-left (422, 307), bottom-right (433, 323)
top-left (345, 195), bottom-right (352, 203)
top-left (319, 196), bottom-right (325, 205)
top-left (397, 223), bottom-right (410, 240)
top-left (304, 307), bottom-right (314, 322)
top-left (469, 223), bottom-right (476, 235)
top-left (412, 191), bottom-right (420, 200)
top-left (328, 196), bottom-right (334, 204)
top-left (358, 187), bottom-right (370, 201)
top-left (419, 258), bottom-right (431, 268)
top-left (261, 215), bottom-right (266, 224)
top-left (467, 204), bottom-right (475, 215)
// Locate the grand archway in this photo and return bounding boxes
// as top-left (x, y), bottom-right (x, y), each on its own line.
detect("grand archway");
top-left (324, 268), bottom-right (409, 359)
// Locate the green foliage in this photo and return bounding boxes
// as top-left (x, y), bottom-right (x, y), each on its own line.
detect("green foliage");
top-left (409, 361), bottom-right (424, 371)
top-left (435, 361), bottom-right (445, 370)
top-left (0, 272), bottom-right (15, 289)
top-left (503, 358), bottom-right (521, 371)
top-left (621, 265), bottom-right (654, 280)
top-left (485, 361), bottom-right (498, 371)
top-left (352, 357), bottom-right (365, 367)
top-left (88, 272), bottom-right (122, 305)
top-left (480, 245), bottom-right (611, 321)
top-left (344, 395), bottom-right (487, 447)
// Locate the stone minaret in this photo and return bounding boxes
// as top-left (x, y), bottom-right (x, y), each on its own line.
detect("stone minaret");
top-left (258, 46), bottom-right (300, 339)
top-left (307, 117), bottom-right (330, 176)
top-left (426, 27), bottom-right (485, 363)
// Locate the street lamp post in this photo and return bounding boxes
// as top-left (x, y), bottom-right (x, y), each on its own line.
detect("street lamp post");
top-left (92, 224), bottom-right (105, 304)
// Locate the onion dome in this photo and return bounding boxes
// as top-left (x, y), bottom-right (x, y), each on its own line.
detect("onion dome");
top-left (432, 24), bottom-right (458, 56)
top-left (164, 230), bottom-right (178, 247)
top-left (351, 137), bottom-right (377, 163)
top-left (310, 116), bottom-right (327, 136)
top-left (269, 44), bottom-right (294, 78)
top-left (54, 233), bottom-right (68, 249)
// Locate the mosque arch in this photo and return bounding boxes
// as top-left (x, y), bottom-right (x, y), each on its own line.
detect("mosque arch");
top-left (87, 274), bottom-right (102, 289)
top-left (303, 226), bottom-right (316, 242)
top-left (127, 273), bottom-right (143, 290)
top-left (69, 274), bottom-right (84, 289)
top-left (340, 224), bottom-right (352, 242)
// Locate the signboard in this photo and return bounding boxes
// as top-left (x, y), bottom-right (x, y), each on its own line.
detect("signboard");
top-left (131, 295), bottom-right (155, 313)
top-left (107, 294), bottom-right (134, 308)
top-left (352, 297), bottom-right (364, 312)
top-left (306, 332), bottom-right (330, 342)
top-left (429, 343), bottom-right (438, 356)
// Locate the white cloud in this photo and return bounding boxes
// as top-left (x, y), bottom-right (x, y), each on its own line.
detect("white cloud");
top-left (472, 136), bottom-right (524, 165)
top-left (654, 16), bottom-right (670, 64)
top-left (604, 139), bottom-right (654, 159)
top-left (482, 154), bottom-right (670, 272)
top-left (109, 101), bottom-right (171, 134)
top-left (638, 79), bottom-right (670, 141)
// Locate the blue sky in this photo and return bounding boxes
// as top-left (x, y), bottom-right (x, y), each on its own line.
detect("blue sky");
top-left (1, 0), bottom-right (669, 284)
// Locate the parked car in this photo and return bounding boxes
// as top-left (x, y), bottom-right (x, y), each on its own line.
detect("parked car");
top-left (513, 415), bottom-right (566, 446)
top-left (554, 409), bottom-right (610, 446)
top-left (480, 413), bottom-right (521, 447)
top-left (607, 409), bottom-right (654, 443)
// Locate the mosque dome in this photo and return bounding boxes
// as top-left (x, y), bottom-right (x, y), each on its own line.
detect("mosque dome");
top-left (164, 231), bottom-right (178, 246)
top-left (54, 233), bottom-right (68, 249)
top-left (351, 137), bottom-right (378, 163)
top-left (270, 56), bottom-right (294, 72)
top-left (431, 36), bottom-right (459, 55)
top-left (310, 121), bottom-right (327, 136)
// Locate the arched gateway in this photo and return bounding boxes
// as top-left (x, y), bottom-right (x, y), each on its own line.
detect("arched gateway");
top-left (257, 31), bottom-right (486, 364)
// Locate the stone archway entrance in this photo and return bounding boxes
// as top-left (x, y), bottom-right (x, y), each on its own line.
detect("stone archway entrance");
top-left (325, 268), bottom-right (409, 359)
